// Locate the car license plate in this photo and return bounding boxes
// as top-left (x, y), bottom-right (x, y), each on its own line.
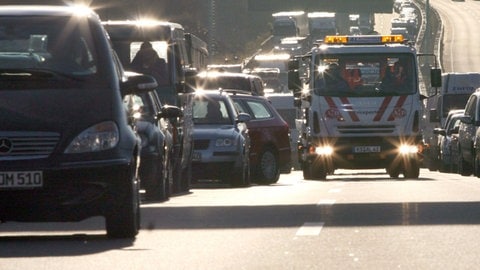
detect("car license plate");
top-left (0, 171), bottom-right (43, 189)
top-left (353, 146), bottom-right (381, 153)
top-left (192, 152), bottom-right (202, 161)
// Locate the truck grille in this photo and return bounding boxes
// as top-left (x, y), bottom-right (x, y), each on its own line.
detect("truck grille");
top-left (0, 131), bottom-right (60, 160)
top-left (337, 125), bottom-right (396, 134)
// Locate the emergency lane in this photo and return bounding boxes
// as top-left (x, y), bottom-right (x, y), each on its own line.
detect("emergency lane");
top-left (431, 0), bottom-right (480, 72)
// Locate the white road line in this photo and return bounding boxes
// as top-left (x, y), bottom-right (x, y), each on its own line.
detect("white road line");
top-left (328, 188), bottom-right (341, 193)
top-left (317, 199), bottom-right (336, 205)
top-left (296, 222), bottom-right (325, 236)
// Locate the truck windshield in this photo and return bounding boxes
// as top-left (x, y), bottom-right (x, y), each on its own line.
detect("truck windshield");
top-left (313, 53), bottom-right (416, 97)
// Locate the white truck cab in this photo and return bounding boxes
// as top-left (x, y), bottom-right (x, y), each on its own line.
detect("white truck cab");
top-left (289, 35), bottom-right (441, 180)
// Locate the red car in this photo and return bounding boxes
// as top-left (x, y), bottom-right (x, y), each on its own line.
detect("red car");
top-left (230, 93), bottom-right (292, 184)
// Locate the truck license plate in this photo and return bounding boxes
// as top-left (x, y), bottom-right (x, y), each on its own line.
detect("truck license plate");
top-left (0, 171), bottom-right (43, 189)
top-left (353, 146), bottom-right (381, 153)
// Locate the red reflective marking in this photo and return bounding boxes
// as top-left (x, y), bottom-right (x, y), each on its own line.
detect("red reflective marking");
top-left (324, 97), bottom-right (344, 121)
top-left (340, 97), bottom-right (359, 122)
top-left (373, 96), bottom-right (392, 121)
top-left (388, 96), bottom-right (407, 121)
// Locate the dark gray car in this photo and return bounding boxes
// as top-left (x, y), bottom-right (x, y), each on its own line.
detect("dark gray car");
top-left (0, 5), bottom-right (157, 238)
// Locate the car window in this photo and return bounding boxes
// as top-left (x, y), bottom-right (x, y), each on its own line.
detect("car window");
top-left (465, 95), bottom-right (476, 117)
top-left (246, 100), bottom-right (272, 119)
top-left (233, 100), bottom-right (248, 114)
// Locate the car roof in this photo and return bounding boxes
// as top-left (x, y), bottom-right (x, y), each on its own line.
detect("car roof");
top-left (0, 5), bottom-right (98, 18)
top-left (196, 71), bottom-right (261, 80)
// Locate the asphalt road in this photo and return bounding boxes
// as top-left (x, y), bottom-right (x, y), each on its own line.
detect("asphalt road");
top-left (2, 169), bottom-right (480, 269)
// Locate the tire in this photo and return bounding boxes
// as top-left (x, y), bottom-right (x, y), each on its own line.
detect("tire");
top-left (387, 165), bottom-right (400, 178)
top-left (163, 152), bottom-right (173, 199)
top-left (173, 146), bottom-right (191, 194)
top-left (403, 157), bottom-right (420, 179)
top-left (255, 149), bottom-right (280, 184)
top-left (106, 163), bottom-right (140, 239)
top-left (458, 149), bottom-right (473, 176)
top-left (310, 158), bottom-right (327, 180)
top-left (231, 153), bottom-right (251, 187)
top-left (144, 153), bottom-right (168, 201)
top-left (302, 162), bottom-right (311, 180)
top-left (473, 148), bottom-right (480, 178)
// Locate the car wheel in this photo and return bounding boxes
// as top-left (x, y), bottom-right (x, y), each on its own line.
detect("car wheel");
top-left (163, 151), bottom-right (173, 200)
top-left (256, 148), bottom-right (280, 184)
top-left (106, 162), bottom-right (140, 239)
top-left (302, 161), bottom-right (311, 180)
top-left (231, 151), bottom-right (251, 187)
top-left (458, 149), bottom-right (473, 176)
top-left (145, 155), bottom-right (167, 201)
top-left (474, 149), bottom-right (480, 178)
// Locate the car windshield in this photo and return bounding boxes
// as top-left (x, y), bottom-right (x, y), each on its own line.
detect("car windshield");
top-left (0, 16), bottom-right (98, 78)
top-left (193, 97), bottom-right (232, 125)
top-left (313, 53), bottom-right (416, 97)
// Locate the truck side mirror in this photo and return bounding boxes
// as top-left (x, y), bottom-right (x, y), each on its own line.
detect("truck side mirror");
top-left (429, 108), bottom-right (439, 123)
top-left (288, 59), bottom-right (302, 96)
top-left (431, 68), bottom-right (442, 88)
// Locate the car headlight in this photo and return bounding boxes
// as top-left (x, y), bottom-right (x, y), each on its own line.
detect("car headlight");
top-left (215, 138), bottom-right (235, 147)
top-left (65, 121), bottom-right (119, 153)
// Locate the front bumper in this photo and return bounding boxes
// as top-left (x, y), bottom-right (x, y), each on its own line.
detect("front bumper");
top-left (0, 158), bottom-right (134, 222)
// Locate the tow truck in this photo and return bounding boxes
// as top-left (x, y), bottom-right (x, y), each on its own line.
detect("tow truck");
top-left (288, 35), bottom-right (441, 179)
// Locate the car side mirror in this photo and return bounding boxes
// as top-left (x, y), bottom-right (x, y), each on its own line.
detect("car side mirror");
top-left (430, 68), bottom-right (442, 88)
top-left (236, 112), bottom-right (251, 123)
top-left (460, 116), bottom-right (473, 124)
top-left (121, 71), bottom-right (158, 96)
top-left (158, 105), bottom-right (183, 119)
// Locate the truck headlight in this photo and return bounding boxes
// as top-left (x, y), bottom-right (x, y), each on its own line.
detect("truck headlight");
top-left (399, 144), bottom-right (418, 155)
top-left (315, 145), bottom-right (334, 156)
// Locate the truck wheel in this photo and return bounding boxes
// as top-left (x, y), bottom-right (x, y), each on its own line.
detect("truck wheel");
top-left (387, 165), bottom-right (400, 178)
top-left (106, 164), bottom-right (140, 239)
top-left (310, 159), bottom-right (327, 180)
top-left (403, 158), bottom-right (420, 179)
top-left (256, 149), bottom-right (280, 184)
top-left (302, 162), bottom-right (311, 180)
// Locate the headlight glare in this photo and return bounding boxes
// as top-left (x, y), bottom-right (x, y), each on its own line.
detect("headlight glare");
top-left (399, 144), bottom-right (418, 154)
top-left (315, 145), bottom-right (333, 156)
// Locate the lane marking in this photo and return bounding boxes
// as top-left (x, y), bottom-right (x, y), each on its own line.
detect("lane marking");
top-left (296, 222), bottom-right (325, 236)
top-left (317, 199), bottom-right (336, 205)
top-left (328, 188), bottom-right (341, 193)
